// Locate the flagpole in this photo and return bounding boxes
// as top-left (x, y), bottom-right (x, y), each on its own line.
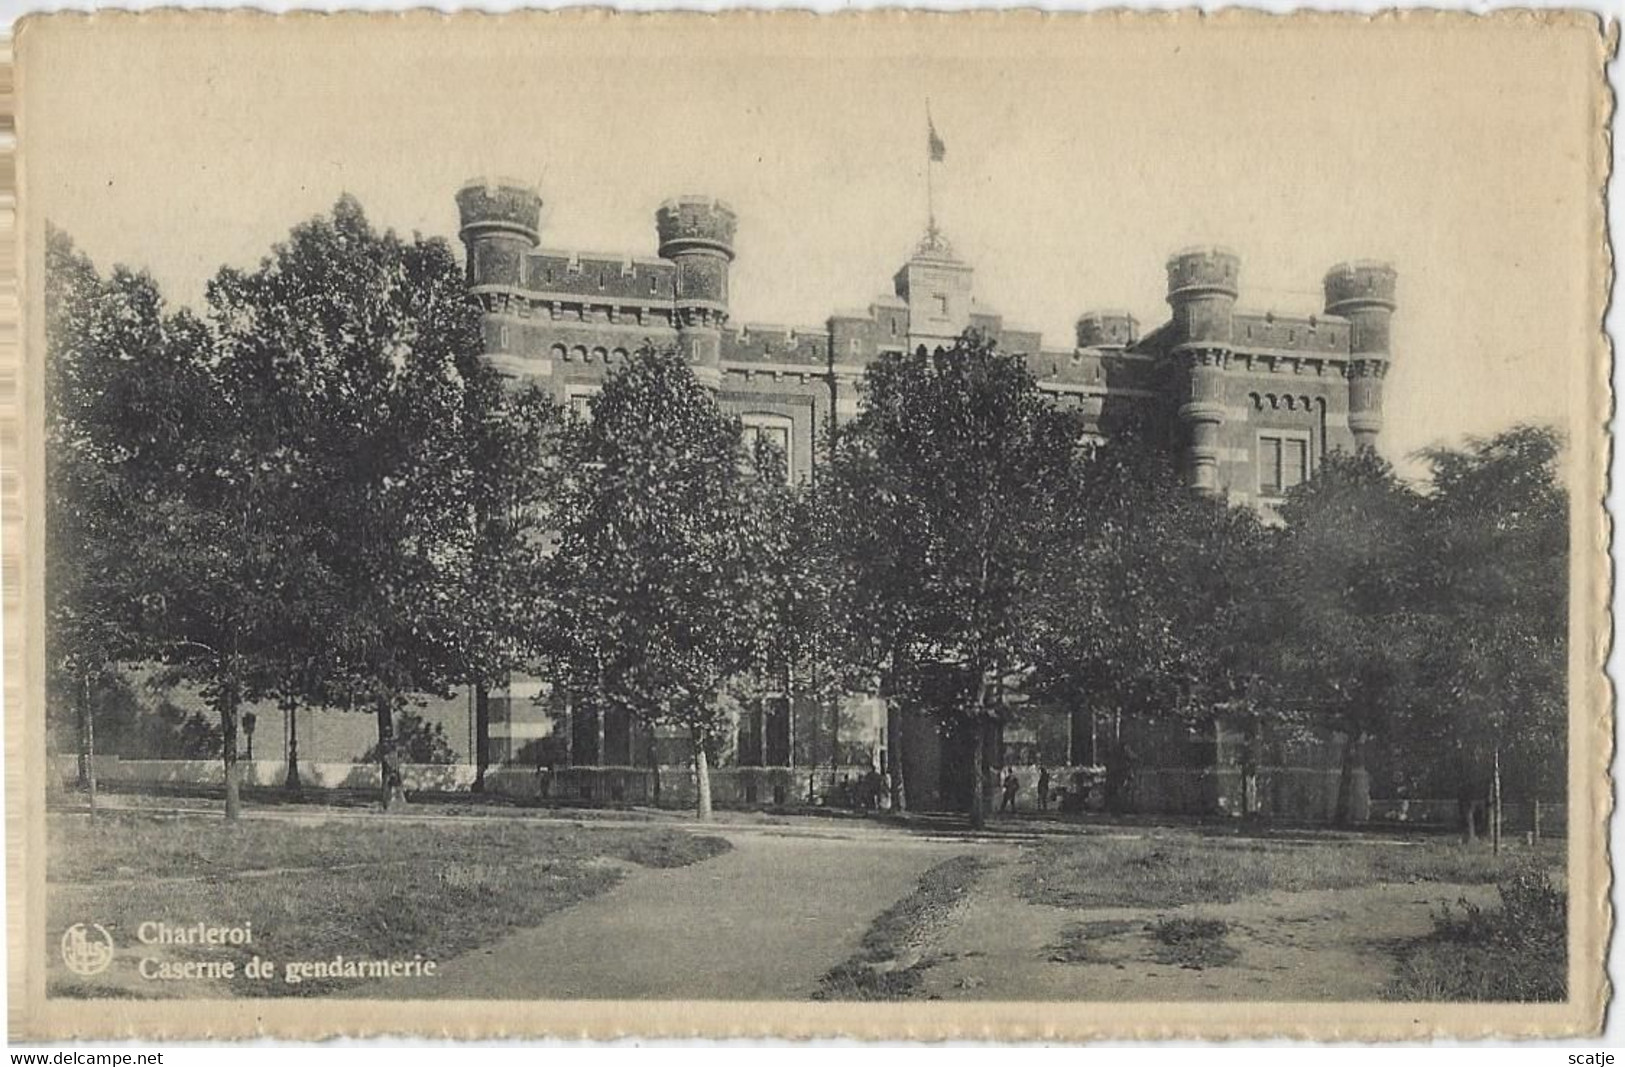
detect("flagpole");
top-left (926, 98), bottom-right (936, 239)
top-left (927, 151), bottom-right (936, 236)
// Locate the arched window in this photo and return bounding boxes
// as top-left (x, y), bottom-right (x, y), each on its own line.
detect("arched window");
top-left (591, 346), bottom-right (608, 362)
top-left (550, 344), bottom-right (567, 361)
top-left (570, 345), bottom-right (588, 361)
top-left (611, 347), bottom-right (629, 361)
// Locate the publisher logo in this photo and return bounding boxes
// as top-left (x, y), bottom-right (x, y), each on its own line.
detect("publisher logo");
top-left (60, 923), bottom-right (114, 976)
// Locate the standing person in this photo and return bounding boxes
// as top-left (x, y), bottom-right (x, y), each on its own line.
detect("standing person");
top-left (863, 765), bottom-right (883, 811)
top-left (1001, 768), bottom-right (1020, 813)
top-left (1037, 765), bottom-right (1052, 812)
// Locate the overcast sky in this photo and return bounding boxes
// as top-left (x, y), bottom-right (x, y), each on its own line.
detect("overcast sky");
top-left (21, 13), bottom-right (1607, 470)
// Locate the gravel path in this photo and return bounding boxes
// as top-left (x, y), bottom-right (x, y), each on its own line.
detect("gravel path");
top-left (364, 829), bottom-right (960, 1000)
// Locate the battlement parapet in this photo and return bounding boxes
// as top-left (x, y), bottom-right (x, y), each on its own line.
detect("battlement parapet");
top-left (1166, 246), bottom-right (1241, 300)
top-left (1076, 309), bottom-right (1141, 349)
top-left (1000, 326), bottom-right (1043, 355)
top-left (527, 250), bottom-right (675, 301)
top-left (722, 324), bottom-right (830, 366)
top-left (1324, 260), bottom-right (1397, 313)
top-left (1232, 310), bottom-right (1351, 354)
top-left (457, 179), bottom-right (542, 242)
top-left (657, 197), bottom-right (738, 259)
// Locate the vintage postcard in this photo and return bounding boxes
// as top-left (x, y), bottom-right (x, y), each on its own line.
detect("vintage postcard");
top-left (6, 9), bottom-right (1615, 1042)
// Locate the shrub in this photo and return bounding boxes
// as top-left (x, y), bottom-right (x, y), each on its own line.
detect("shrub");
top-left (1386, 864), bottom-right (1566, 1002)
top-left (1148, 916), bottom-right (1240, 969)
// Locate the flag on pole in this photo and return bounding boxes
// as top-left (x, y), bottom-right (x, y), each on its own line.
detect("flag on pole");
top-left (928, 116), bottom-right (946, 162)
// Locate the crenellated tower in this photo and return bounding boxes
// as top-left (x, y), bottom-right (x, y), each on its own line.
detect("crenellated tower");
top-left (657, 196), bottom-right (737, 391)
top-left (1075, 309), bottom-right (1140, 349)
top-left (1166, 246), bottom-right (1240, 493)
top-left (456, 178), bottom-right (543, 291)
top-left (1324, 261), bottom-right (1398, 451)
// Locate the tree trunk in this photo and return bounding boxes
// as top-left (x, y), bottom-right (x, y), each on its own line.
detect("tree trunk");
top-left (283, 700), bottom-right (303, 795)
top-left (969, 719), bottom-right (987, 829)
top-left (220, 684), bottom-right (241, 821)
top-left (1105, 738), bottom-right (1132, 815)
top-left (693, 729), bottom-right (713, 821)
top-left (886, 701), bottom-right (907, 813)
top-left (1333, 726), bottom-right (1365, 828)
top-left (82, 674), bottom-right (98, 814)
top-left (472, 683), bottom-right (490, 793)
top-left (645, 729), bottom-right (662, 807)
top-left (376, 696), bottom-right (407, 811)
top-left (1491, 746), bottom-right (1503, 855)
top-left (1239, 718), bottom-right (1260, 819)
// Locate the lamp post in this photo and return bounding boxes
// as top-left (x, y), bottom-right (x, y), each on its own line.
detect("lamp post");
top-left (243, 712), bottom-right (258, 762)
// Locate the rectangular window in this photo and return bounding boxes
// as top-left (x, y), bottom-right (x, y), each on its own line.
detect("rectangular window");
top-left (1259, 436), bottom-right (1283, 496)
top-left (1258, 433), bottom-right (1310, 497)
top-left (569, 697), bottom-right (600, 767)
top-left (742, 420), bottom-right (793, 484)
top-left (764, 696), bottom-right (791, 767)
top-left (566, 385), bottom-right (601, 423)
top-left (737, 701), bottom-right (764, 767)
top-left (1284, 438), bottom-right (1308, 491)
top-left (933, 293), bottom-right (949, 316)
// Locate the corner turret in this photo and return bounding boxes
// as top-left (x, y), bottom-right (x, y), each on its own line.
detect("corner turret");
top-left (1166, 247), bottom-right (1241, 494)
top-left (1324, 261), bottom-right (1397, 450)
top-left (1166, 246), bottom-right (1240, 346)
top-left (456, 178), bottom-right (542, 288)
top-left (657, 197), bottom-right (737, 389)
top-left (1075, 310), bottom-right (1140, 350)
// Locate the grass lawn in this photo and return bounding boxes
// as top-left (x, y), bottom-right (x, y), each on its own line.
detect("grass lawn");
top-left (1021, 831), bottom-right (1564, 909)
top-left (1020, 830), bottom-right (1567, 1003)
top-left (47, 811), bottom-right (729, 998)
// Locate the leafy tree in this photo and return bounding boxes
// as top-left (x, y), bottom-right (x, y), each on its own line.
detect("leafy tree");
top-left (1027, 428), bottom-right (1273, 813)
top-left (44, 226), bottom-right (277, 816)
top-left (1273, 447), bottom-right (1423, 826)
top-left (830, 333), bottom-right (1085, 827)
top-left (539, 346), bottom-right (782, 819)
top-left (1405, 426), bottom-right (1568, 836)
top-left (205, 195), bottom-right (506, 810)
top-left (458, 383), bottom-right (564, 790)
top-left (738, 454), bottom-right (847, 791)
top-left (46, 226), bottom-right (144, 801)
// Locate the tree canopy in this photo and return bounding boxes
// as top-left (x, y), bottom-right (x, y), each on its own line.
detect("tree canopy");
top-left (45, 205), bottom-right (1569, 832)
top-left (829, 333), bottom-right (1086, 825)
top-left (537, 345), bottom-right (786, 818)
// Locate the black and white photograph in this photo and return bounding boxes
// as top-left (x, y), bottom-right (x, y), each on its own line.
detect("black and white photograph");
top-left (9, 11), bottom-right (1612, 1040)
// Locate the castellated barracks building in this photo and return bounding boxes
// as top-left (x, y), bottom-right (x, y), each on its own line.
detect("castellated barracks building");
top-left (455, 178), bottom-right (1399, 817)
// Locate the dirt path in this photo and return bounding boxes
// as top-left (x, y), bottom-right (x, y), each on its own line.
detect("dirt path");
top-left (363, 829), bottom-right (960, 1000)
top-left (919, 858), bottom-right (1498, 1000)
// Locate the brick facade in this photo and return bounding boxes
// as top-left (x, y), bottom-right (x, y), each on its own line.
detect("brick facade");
top-left (456, 179), bottom-right (1396, 813)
